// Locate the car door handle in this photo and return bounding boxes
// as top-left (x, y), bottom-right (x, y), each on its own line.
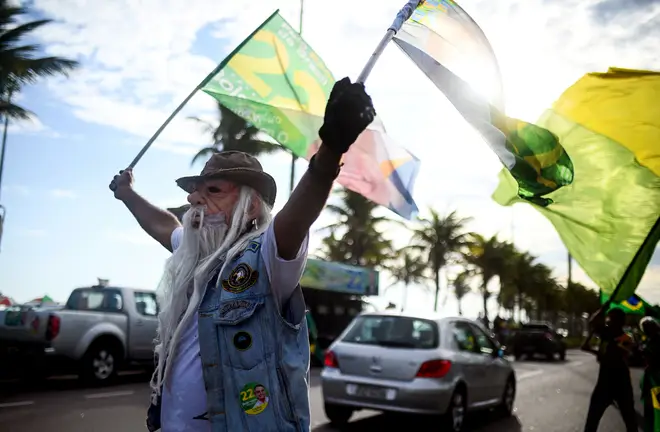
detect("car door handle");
top-left (136, 320), bottom-right (144, 326)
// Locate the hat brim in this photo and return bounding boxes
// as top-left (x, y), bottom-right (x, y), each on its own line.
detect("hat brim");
top-left (175, 167), bottom-right (277, 207)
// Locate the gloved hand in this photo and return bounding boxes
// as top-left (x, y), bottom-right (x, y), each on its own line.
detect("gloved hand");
top-left (318, 77), bottom-right (376, 154)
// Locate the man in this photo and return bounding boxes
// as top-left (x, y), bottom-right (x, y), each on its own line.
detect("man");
top-left (640, 316), bottom-right (660, 431)
top-left (582, 307), bottom-right (638, 432)
top-left (253, 385), bottom-right (269, 408)
top-left (109, 77), bottom-right (375, 432)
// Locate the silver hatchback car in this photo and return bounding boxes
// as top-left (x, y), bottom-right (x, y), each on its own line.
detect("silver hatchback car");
top-left (321, 311), bottom-right (516, 431)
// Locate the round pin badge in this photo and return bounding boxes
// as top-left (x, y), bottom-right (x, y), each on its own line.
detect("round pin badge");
top-left (240, 382), bottom-right (269, 415)
top-left (233, 331), bottom-right (253, 351)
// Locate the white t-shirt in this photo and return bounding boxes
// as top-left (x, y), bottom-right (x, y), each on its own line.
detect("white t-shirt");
top-left (161, 222), bottom-right (309, 432)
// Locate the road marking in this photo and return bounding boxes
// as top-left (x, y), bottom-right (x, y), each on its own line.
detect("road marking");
top-left (84, 390), bottom-right (135, 399)
top-left (0, 401), bottom-right (34, 408)
top-left (517, 370), bottom-right (543, 381)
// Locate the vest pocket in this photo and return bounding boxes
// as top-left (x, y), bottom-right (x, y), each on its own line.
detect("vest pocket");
top-left (215, 299), bottom-right (267, 370)
top-left (276, 367), bottom-right (299, 429)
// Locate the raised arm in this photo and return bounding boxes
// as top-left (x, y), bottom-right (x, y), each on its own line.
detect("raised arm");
top-left (110, 169), bottom-right (181, 252)
top-left (273, 78), bottom-right (376, 260)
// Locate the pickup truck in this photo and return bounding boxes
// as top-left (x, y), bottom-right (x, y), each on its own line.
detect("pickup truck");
top-left (0, 281), bottom-right (159, 385)
top-left (510, 322), bottom-right (567, 361)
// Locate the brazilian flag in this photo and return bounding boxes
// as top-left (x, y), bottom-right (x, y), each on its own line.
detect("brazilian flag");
top-left (601, 291), bottom-right (654, 316)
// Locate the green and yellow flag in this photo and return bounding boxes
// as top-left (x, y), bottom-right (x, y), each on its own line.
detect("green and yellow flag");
top-left (494, 68), bottom-right (660, 303)
top-left (600, 292), bottom-right (655, 316)
top-left (199, 10), bottom-right (421, 219)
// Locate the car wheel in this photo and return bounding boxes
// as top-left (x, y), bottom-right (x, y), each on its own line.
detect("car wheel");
top-left (324, 403), bottom-right (353, 426)
top-left (81, 343), bottom-right (118, 385)
top-left (559, 350), bottom-right (566, 361)
top-left (443, 388), bottom-right (467, 432)
top-left (497, 377), bottom-right (516, 417)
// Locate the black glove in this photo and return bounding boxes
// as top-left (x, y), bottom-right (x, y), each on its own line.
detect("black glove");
top-left (318, 77), bottom-right (376, 154)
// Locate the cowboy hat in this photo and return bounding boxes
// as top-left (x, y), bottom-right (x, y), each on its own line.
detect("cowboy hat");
top-left (175, 151), bottom-right (277, 207)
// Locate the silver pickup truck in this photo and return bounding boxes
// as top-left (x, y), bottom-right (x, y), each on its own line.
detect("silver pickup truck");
top-left (0, 281), bottom-right (159, 385)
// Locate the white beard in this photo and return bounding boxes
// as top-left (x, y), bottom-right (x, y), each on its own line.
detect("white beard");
top-left (150, 188), bottom-right (273, 399)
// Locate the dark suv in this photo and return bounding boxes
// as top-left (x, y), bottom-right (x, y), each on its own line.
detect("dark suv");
top-left (511, 322), bottom-right (566, 361)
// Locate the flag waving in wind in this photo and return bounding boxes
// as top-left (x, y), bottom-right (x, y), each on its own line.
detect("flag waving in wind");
top-left (494, 68), bottom-right (660, 303)
top-left (392, 0), bottom-right (574, 206)
top-left (200, 11), bottom-right (420, 219)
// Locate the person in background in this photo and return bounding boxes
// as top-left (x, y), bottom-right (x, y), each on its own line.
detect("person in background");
top-left (582, 307), bottom-right (637, 432)
top-left (640, 316), bottom-right (660, 432)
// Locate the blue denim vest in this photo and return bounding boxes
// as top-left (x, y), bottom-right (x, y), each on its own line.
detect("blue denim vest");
top-left (148, 234), bottom-right (311, 431)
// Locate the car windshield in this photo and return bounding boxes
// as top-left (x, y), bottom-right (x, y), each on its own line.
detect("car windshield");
top-left (341, 315), bottom-right (438, 349)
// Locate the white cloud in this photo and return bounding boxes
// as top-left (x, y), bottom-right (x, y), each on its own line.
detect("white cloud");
top-left (49, 189), bottom-right (78, 199)
top-left (26, 0), bottom-right (660, 301)
top-left (1, 184), bottom-right (30, 196)
top-left (6, 116), bottom-right (62, 138)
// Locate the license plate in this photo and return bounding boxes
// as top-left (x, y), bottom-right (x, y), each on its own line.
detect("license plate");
top-left (4, 311), bottom-right (23, 326)
top-left (346, 384), bottom-right (396, 400)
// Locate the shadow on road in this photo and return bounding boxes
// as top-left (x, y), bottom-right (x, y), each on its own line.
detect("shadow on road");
top-left (312, 412), bottom-right (522, 432)
top-left (0, 370), bottom-right (152, 399)
top-left (0, 367), bottom-right (323, 399)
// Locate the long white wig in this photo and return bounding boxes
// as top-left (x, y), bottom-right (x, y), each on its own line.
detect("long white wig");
top-left (150, 186), bottom-right (272, 399)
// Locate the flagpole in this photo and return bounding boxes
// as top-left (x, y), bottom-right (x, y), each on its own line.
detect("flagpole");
top-left (356, 0), bottom-right (423, 83)
top-left (288, 0), bottom-right (305, 195)
top-left (110, 10), bottom-right (280, 179)
top-left (567, 252), bottom-right (572, 287)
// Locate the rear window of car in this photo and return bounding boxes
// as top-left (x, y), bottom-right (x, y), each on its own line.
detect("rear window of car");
top-left (341, 315), bottom-right (439, 349)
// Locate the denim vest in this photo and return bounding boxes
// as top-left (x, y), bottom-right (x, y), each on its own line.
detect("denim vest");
top-left (147, 234), bottom-right (311, 432)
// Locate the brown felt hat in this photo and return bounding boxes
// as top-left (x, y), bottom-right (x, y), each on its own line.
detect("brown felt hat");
top-left (175, 151), bottom-right (276, 207)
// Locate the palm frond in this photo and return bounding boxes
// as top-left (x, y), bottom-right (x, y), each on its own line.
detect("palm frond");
top-left (0, 19), bottom-right (52, 46)
top-left (0, 100), bottom-right (31, 120)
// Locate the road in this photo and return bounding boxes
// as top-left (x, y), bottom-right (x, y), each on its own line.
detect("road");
top-left (0, 350), bottom-right (646, 431)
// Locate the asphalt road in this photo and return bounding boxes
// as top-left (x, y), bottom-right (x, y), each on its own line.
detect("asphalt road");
top-left (0, 350), bottom-right (647, 432)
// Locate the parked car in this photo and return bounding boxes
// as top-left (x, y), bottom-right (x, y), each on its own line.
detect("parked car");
top-left (0, 280), bottom-right (158, 384)
top-left (320, 311), bottom-right (516, 432)
top-left (510, 322), bottom-right (566, 361)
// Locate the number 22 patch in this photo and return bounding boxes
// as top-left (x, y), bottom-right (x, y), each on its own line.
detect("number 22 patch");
top-left (240, 382), bottom-right (269, 415)
top-left (222, 263), bottom-right (259, 294)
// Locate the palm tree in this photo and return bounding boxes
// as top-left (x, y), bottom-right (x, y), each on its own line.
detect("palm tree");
top-left (189, 102), bottom-right (281, 166)
top-left (410, 209), bottom-right (470, 311)
top-left (0, 2), bottom-right (79, 250)
top-left (0, 2), bottom-right (79, 119)
top-left (388, 249), bottom-right (429, 310)
top-left (464, 233), bottom-right (506, 326)
top-left (318, 189), bottom-right (394, 268)
top-left (451, 270), bottom-right (473, 316)
top-left (499, 245), bottom-right (537, 322)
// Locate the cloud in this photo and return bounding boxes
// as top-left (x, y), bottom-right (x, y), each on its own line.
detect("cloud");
top-left (7, 116), bottom-right (62, 138)
top-left (49, 189), bottom-right (77, 199)
top-left (1, 184), bottom-right (30, 196)
top-left (27, 0), bottom-right (660, 297)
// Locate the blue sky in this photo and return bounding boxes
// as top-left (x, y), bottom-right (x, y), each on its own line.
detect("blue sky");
top-left (0, 0), bottom-right (659, 318)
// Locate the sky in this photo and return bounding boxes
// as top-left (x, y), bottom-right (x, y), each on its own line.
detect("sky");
top-left (0, 0), bottom-right (659, 319)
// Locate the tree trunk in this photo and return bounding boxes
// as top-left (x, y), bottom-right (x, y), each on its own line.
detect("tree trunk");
top-left (457, 298), bottom-right (463, 316)
top-left (433, 268), bottom-right (441, 311)
top-left (482, 279), bottom-right (490, 327)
